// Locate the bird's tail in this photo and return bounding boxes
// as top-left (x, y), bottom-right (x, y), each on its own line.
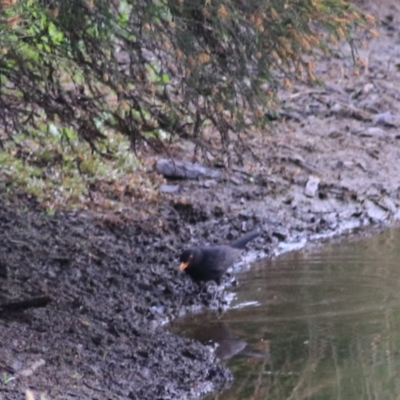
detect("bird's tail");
top-left (230, 230), bottom-right (260, 249)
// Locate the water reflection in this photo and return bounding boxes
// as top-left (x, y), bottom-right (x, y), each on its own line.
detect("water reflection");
top-left (172, 228), bottom-right (400, 400)
top-left (174, 318), bottom-right (270, 361)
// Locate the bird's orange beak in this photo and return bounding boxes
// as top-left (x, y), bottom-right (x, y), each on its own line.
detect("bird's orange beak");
top-left (179, 261), bottom-right (189, 271)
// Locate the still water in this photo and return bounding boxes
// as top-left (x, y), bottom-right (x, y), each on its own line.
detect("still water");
top-left (171, 228), bottom-right (400, 400)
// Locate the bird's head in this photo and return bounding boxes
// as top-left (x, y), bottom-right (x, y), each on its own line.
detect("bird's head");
top-left (179, 249), bottom-right (194, 271)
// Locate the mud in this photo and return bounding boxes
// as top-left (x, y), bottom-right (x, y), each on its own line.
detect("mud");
top-left (2, 0), bottom-right (400, 399)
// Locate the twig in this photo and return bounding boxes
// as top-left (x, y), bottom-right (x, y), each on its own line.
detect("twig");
top-left (0, 295), bottom-right (51, 313)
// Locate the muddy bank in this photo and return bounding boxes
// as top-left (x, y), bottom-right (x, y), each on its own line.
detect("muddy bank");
top-left (0, 197), bottom-right (234, 399)
top-left (2, 1), bottom-right (400, 399)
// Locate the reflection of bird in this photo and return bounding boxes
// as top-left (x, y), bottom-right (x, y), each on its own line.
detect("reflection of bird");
top-left (188, 321), bottom-right (269, 361)
top-left (179, 230), bottom-right (260, 285)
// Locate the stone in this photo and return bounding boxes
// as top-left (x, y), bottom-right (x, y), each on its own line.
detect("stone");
top-left (304, 176), bottom-right (320, 198)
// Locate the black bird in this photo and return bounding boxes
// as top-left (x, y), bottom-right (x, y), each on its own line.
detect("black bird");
top-left (179, 230), bottom-right (260, 285)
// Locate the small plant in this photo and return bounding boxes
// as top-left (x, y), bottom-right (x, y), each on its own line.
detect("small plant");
top-left (2, 372), bottom-right (16, 384)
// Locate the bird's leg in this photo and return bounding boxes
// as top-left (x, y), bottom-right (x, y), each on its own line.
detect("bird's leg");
top-left (197, 281), bottom-right (207, 296)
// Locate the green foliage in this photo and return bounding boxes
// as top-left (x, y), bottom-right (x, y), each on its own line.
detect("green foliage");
top-left (2, 372), bottom-right (15, 384)
top-left (0, 0), bottom-right (373, 207)
top-left (0, 121), bottom-right (144, 209)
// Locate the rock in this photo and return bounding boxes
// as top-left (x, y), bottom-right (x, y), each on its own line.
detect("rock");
top-left (304, 176), bottom-right (320, 198)
top-left (199, 180), bottom-right (217, 188)
top-left (364, 199), bottom-right (388, 222)
top-left (230, 177), bottom-right (242, 186)
top-left (159, 184), bottom-right (180, 193)
top-left (377, 196), bottom-right (397, 214)
top-left (372, 112), bottom-right (400, 127)
top-left (359, 127), bottom-right (386, 138)
top-left (343, 160), bottom-right (355, 169)
top-left (331, 103), bottom-right (342, 113)
top-left (155, 159), bottom-right (221, 180)
top-left (363, 83), bottom-right (374, 94)
top-left (328, 129), bottom-right (342, 139)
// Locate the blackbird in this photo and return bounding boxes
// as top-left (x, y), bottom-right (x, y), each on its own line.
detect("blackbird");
top-left (179, 230), bottom-right (260, 285)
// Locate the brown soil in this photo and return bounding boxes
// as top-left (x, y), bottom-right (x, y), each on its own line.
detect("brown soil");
top-left (2, 1), bottom-right (400, 399)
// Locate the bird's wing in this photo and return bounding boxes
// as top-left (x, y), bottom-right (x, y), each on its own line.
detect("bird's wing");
top-left (203, 245), bottom-right (242, 270)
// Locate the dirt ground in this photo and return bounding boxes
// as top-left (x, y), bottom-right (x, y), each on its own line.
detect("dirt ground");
top-left (2, 1), bottom-right (400, 399)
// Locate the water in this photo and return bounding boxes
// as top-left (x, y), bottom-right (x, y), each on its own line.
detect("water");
top-left (171, 228), bottom-right (400, 400)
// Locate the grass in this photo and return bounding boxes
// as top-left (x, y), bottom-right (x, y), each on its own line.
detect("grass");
top-left (0, 124), bottom-right (164, 214)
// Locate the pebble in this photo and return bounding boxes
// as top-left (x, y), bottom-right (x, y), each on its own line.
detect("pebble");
top-left (304, 176), bottom-right (320, 198)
